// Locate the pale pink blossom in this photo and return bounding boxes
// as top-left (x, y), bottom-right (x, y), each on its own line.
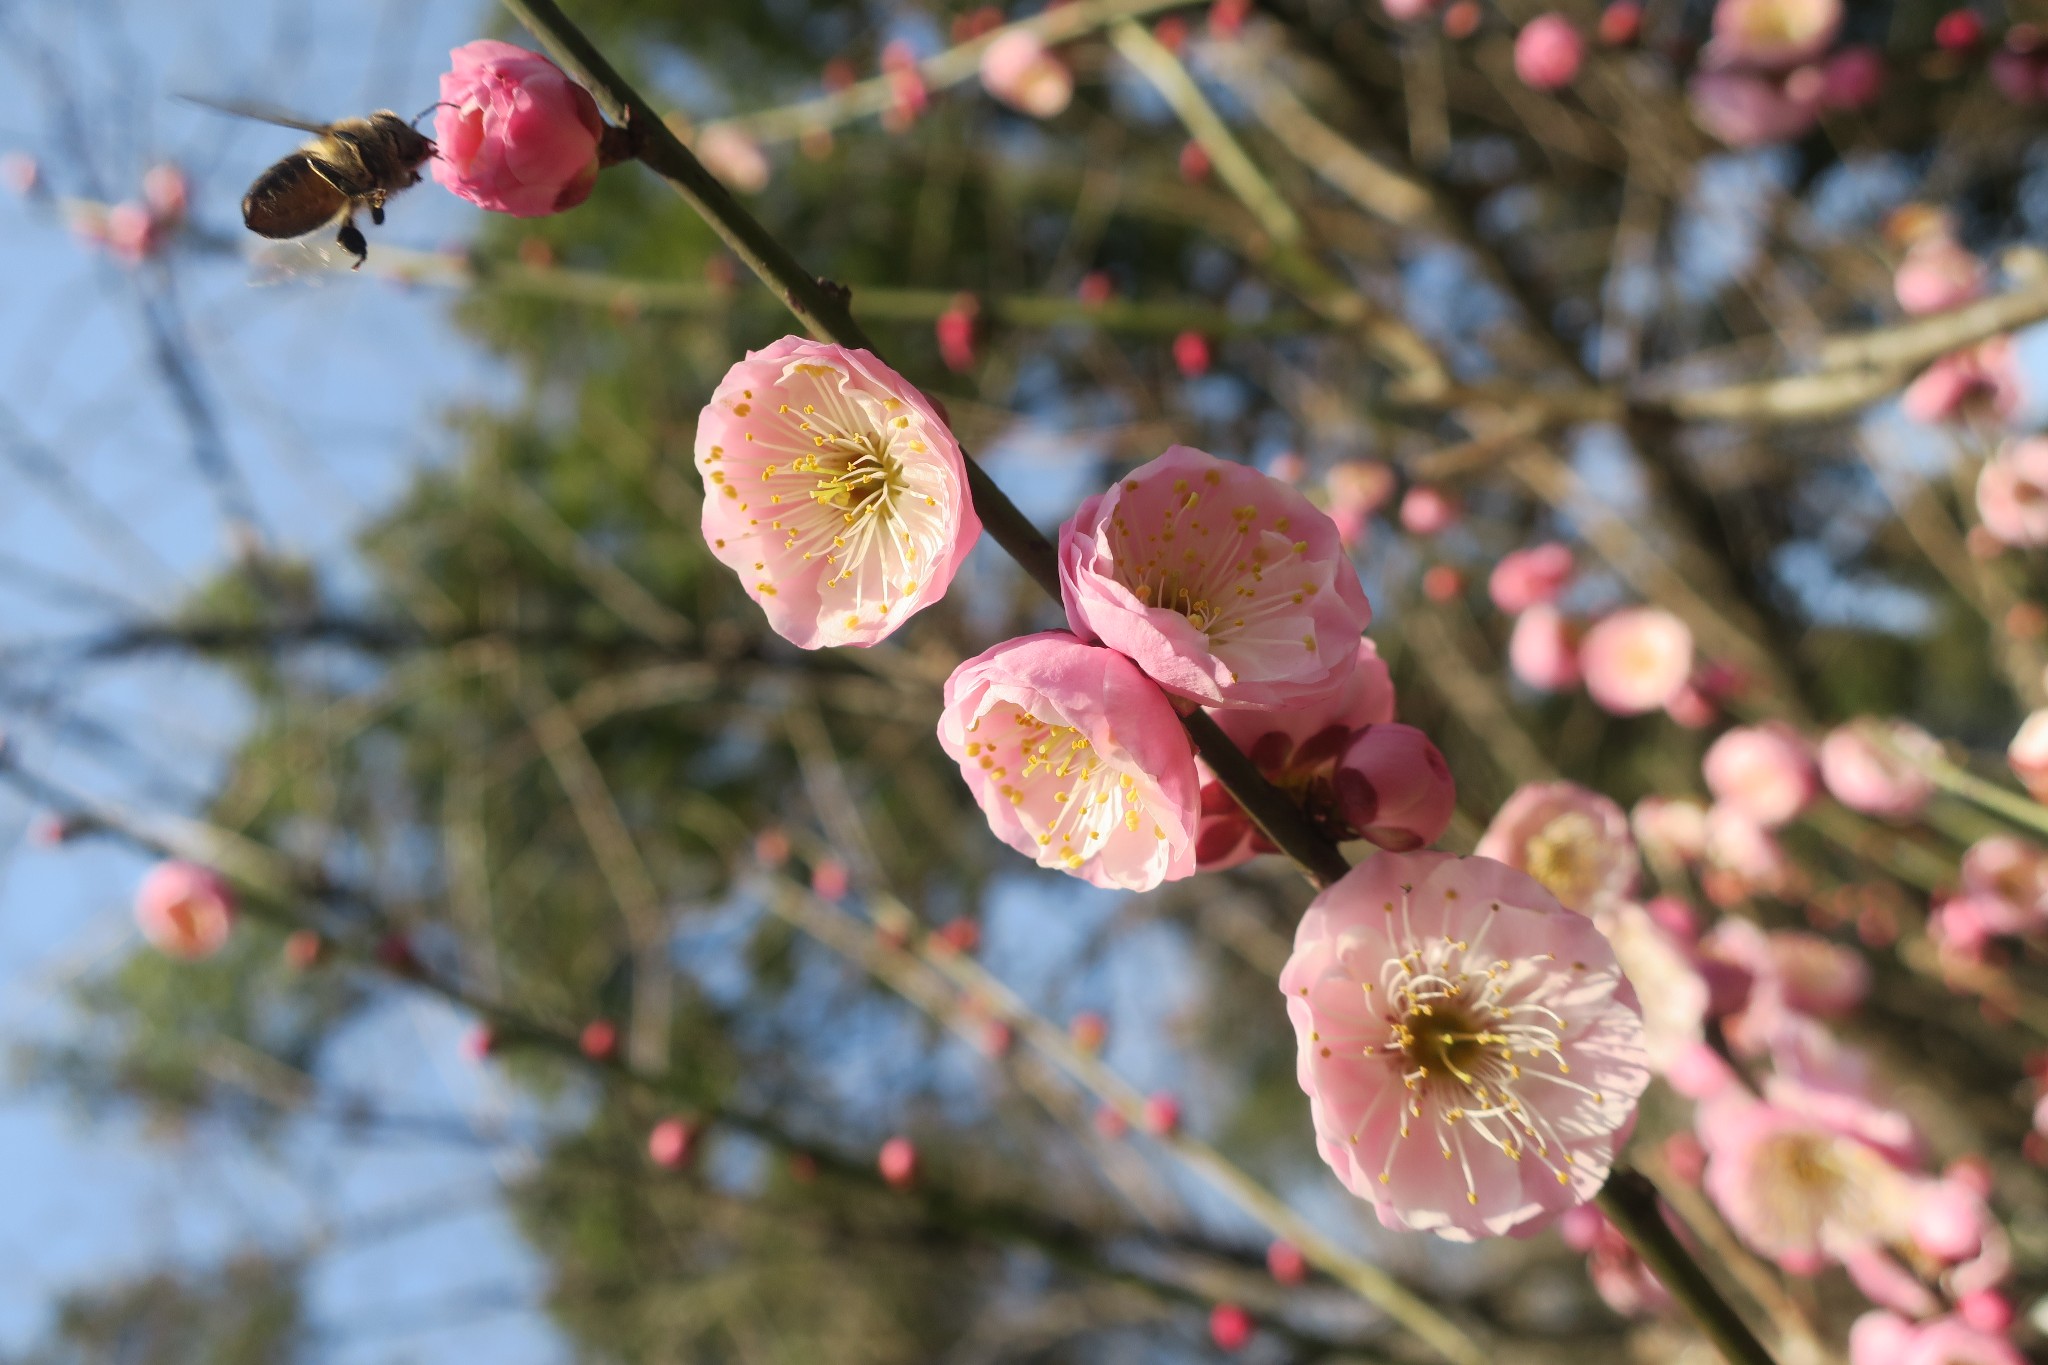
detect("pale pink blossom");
top-left (1476, 781), bottom-right (1638, 914)
top-left (1508, 604), bottom-right (1580, 691)
top-left (1701, 918), bottom-right (1869, 1051)
top-left (696, 337), bottom-right (980, 648)
top-left (1579, 607), bottom-right (1692, 715)
top-left (1895, 235), bottom-right (1986, 315)
top-left (1983, 438), bottom-right (2048, 549)
top-left (1959, 835), bottom-right (2048, 924)
top-left (1851, 1311), bottom-right (1920, 1365)
top-left (1665, 682), bottom-right (1718, 728)
top-left (1698, 1092), bottom-right (1918, 1273)
top-left (1514, 14), bottom-right (1585, 91)
top-left (695, 124), bottom-right (771, 193)
top-left (1910, 1177), bottom-right (1991, 1263)
top-left (879, 1135), bottom-right (918, 1187)
top-left (1599, 901), bottom-right (1709, 1069)
top-left (1488, 542), bottom-right (1574, 615)
top-left (102, 202), bottom-right (162, 263)
top-left (938, 632), bottom-right (1199, 890)
top-left (1899, 1318), bottom-right (2027, 1365)
top-left (2008, 709), bottom-right (2048, 802)
top-left (1905, 339), bottom-right (2025, 426)
top-left (433, 40), bottom-right (605, 217)
top-left (1381, 0), bottom-right (1441, 18)
top-left (1632, 796), bottom-right (1709, 866)
top-left (1196, 641), bottom-right (1401, 867)
top-left (648, 1116), bottom-right (698, 1168)
top-left (979, 30), bottom-right (1073, 119)
top-left (1398, 485), bottom-right (1458, 535)
top-left (1059, 445), bottom-right (1372, 709)
top-left (1281, 851), bottom-right (1650, 1240)
top-left (1702, 803), bottom-right (1798, 900)
top-left (1843, 1244), bottom-right (1941, 1318)
top-left (141, 164), bottom-right (188, 222)
top-left (134, 860), bottom-right (235, 960)
top-left (1323, 459), bottom-right (1395, 548)
top-left (1688, 70), bottom-right (1820, 147)
top-left (1558, 1205), bottom-right (1669, 1316)
top-left (1821, 718), bottom-right (1939, 820)
top-left (1331, 724), bottom-right (1457, 852)
top-left (1703, 722), bottom-right (1818, 829)
top-left (1708, 0), bottom-right (1842, 68)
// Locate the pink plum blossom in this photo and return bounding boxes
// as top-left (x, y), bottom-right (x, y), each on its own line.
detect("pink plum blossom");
top-left (1323, 459), bottom-right (1395, 548)
top-left (1978, 436), bottom-right (2048, 549)
top-left (938, 632), bottom-right (1199, 890)
top-left (1208, 1303), bottom-right (1253, 1352)
top-left (134, 861), bottom-right (235, 960)
top-left (979, 30), bottom-right (1073, 118)
top-left (1904, 339), bottom-right (2024, 426)
top-left (1475, 781), bottom-right (1639, 914)
top-left (1508, 604), bottom-right (1581, 691)
top-left (878, 1135), bottom-right (918, 1187)
top-left (141, 164), bottom-right (188, 222)
top-left (1514, 15), bottom-right (1585, 91)
top-left (1707, 0), bottom-right (1842, 69)
top-left (1703, 722), bottom-right (1818, 829)
top-left (1579, 607), bottom-right (1693, 715)
top-left (1598, 901), bottom-right (1709, 1069)
top-left (1899, 1318), bottom-right (2027, 1365)
top-left (1820, 718), bottom-right (1939, 820)
top-left (1058, 445), bottom-right (1372, 709)
top-left (1819, 45), bottom-right (1886, 108)
top-left (1688, 71), bottom-right (1820, 147)
top-left (1910, 1177), bottom-right (1991, 1263)
top-left (648, 1116), bottom-right (698, 1168)
top-left (1958, 835), bottom-right (2048, 928)
top-left (695, 124), bottom-right (771, 193)
top-left (433, 41), bottom-right (606, 217)
top-left (696, 337), bottom-right (980, 648)
top-left (1488, 542), bottom-right (1574, 615)
top-left (1398, 485), bottom-right (1458, 535)
top-left (1895, 235), bottom-right (1986, 316)
top-left (1280, 851), bottom-right (1650, 1240)
top-left (1632, 796), bottom-right (1709, 867)
top-left (2009, 709), bottom-right (2048, 802)
top-left (1702, 803), bottom-right (1798, 900)
top-left (1558, 1205), bottom-right (1668, 1316)
top-left (1851, 1312), bottom-right (1920, 1365)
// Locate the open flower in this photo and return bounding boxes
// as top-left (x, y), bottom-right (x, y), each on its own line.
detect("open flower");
top-left (938, 632), bottom-right (1199, 890)
top-left (135, 860), bottom-right (235, 960)
top-left (1707, 0), bottom-right (1841, 69)
top-left (1704, 722), bottom-right (1818, 829)
top-left (978, 30), bottom-right (1073, 118)
top-left (696, 337), bottom-right (980, 648)
top-left (1977, 437), bottom-right (2048, 549)
top-left (1820, 718), bottom-right (1938, 820)
top-left (1280, 851), bottom-right (1650, 1239)
top-left (1488, 542), bottom-right (1574, 615)
top-left (1579, 608), bottom-right (1693, 715)
top-left (1476, 781), bottom-right (1639, 914)
top-left (1059, 445), bottom-right (1372, 709)
top-left (433, 40), bottom-right (605, 217)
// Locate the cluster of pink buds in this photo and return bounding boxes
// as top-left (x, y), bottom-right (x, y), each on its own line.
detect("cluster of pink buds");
top-left (69, 162), bottom-right (188, 265)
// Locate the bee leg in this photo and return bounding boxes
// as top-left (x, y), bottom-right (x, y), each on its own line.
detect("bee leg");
top-left (336, 217), bottom-right (368, 269)
top-left (368, 189), bottom-right (388, 227)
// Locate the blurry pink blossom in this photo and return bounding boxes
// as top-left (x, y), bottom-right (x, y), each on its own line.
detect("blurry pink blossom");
top-left (935, 294), bottom-right (980, 373)
top-left (461, 1024), bottom-right (495, 1061)
top-left (1900, 1317), bottom-right (2026, 1365)
top-left (1420, 565), bottom-right (1463, 602)
top-left (1895, 234), bottom-right (1986, 315)
top-left (1508, 604), bottom-right (1581, 691)
top-left (1979, 437), bottom-right (2048, 549)
top-left (1381, 0), bottom-right (1440, 19)
top-left (1707, 0), bottom-right (1841, 69)
top-left (1851, 1312), bottom-right (1920, 1365)
top-left (1142, 1091), bottom-right (1181, 1135)
top-left (1558, 1205), bottom-right (1669, 1315)
top-left (579, 1018), bottom-right (618, 1060)
top-left (1580, 607), bottom-right (1693, 715)
top-left (1703, 722), bottom-right (1818, 829)
top-left (1208, 1303), bottom-right (1253, 1352)
top-left (103, 202), bottom-right (162, 264)
top-left (1905, 338), bottom-right (2024, 426)
top-left (938, 632), bottom-right (1200, 890)
top-left (1633, 796), bottom-right (1710, 866)
top-left (141, 164), bottom-right (188, 222)
top-left (135, 861), bottom-right (235, 960)
top-left (1178, 139), bottom-right (1211, 182)
top-left (1514, 14), bottom-right (1585, 91)
top-left (1910, 1177), bottom-right (1990, 1263)
top-left (810, 857), bottom-right (851, 902)
top-left (1960, 835), bottom-right (2048, 924)
top-left (1488, 542), bottom-right (1574, 615)
top-left (1281, 850), bottom-right (1650, 1239)
top-left (1600, 901), bottom-right (1710, 1069)
top-left (1265, 1239), bottom-right (1307, 1283)
top-left (2010, 709), bottom-right (2048, 802)
top-left (648, 1116), bottom-right (698, 1168)
top-left (1323, 459), bottom-right (1396, 548)
top-left (878, 1135), bottom-right (918, 1187)
top-left (1265, 451), bottom-right (1306, 484)
top-left (1597, 3), bottom-right (1643, 47)
top-left (433, 41), bottom-right (605, 217)
top-left (1476, 780), bottom-right (1638, 913)
top-left (696, 124), bottom-right (771, 193)
top-left (1665, 682), bottom-right (1719, 729)
top-left (1818, 45), bottom-right (1885, 108)
top-left (1059, 445), bottom-right (1372, 709)
top-left (1820, 719), bottom-right (1939, 820)
top-left (1172, 330), bottom-right (1211, 377)
top-left (1688, 70), bottom-right (1820, 147)
top-left (1933, 9), bottom-right (1985, 52)
top-left (695, 337), bottom-right (981, 648)
top-left (979, 31), bottom-right (1073, 118)
top-left (0, 152), bottom-right (38, 196)
top-left (1398, 485), bottom-right (1458, 535)
top-left (1703, 802), bottom-right (1798, 900)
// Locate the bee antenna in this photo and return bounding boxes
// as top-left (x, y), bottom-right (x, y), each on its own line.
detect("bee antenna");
top-left (412, 101), bottom-right (458, 130)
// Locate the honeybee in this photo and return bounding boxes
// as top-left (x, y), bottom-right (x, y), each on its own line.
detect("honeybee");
top-left (190, 99), bottom-right (435, 268)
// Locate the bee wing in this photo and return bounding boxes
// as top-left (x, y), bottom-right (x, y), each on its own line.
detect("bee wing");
top-left (176, 93), bottom-right (333, 135)
top-left (246, 235), bottom-right (355, 286)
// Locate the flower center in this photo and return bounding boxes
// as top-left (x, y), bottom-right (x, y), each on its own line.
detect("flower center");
top-left (1524, 812), bottom-right (1602, 904)
top-left (966, 706), bottom-right (1166, 871)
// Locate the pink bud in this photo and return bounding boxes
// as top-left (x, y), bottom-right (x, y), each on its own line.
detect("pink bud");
top-left (649, 1116), bottom-right (698, 1168)
top-left (1488, 542), bottom-right (1574, 614)
top-left (1381, 0), bottom-right (1439, 18)
top-left (1704, 723), bottom-right (1818, 829)
top-left (979, 31), bottom-right (1073, 118)
top-left (1172, 330), bottom-right (1211, 377)
top-left (1152, 16), bottom-right (1190, 51)
top-left (1069, 1011), bottom-right (1109, 1052)
top-left (1848, 1311), bottom-right (1917, 1365)
top-left (2009, 710), bottom-right (2048, 802)
top-left (810, 858), bottom-right (851, 901)
top-left (696, 124), bottom-right (771, 193)
top-left (930, 918), bottom-right (981, 955)
top-left (754, 827), bottom-right (791, 867)
top-left (1896, 236), bottom-right (1985, 316)
top-left (1935, 9), bottom-right (1984, 51)
top-left (1959, 1290), bottom-right (2014, 1335)
top-left (462, 1024), bottom-right (496, 1062)
top-left (1178, 140), bottom-right (1211, 182)
top-left (1645, 894), bottom-right (1700, 942)
top-left (1077, 270), bottom-right (1115, 306)
top-left (1597, 2), bottom-right (1643, 45)
top-left (580, 1018), bottom-right (619, 1061)
top-left (1398, 485), bottom-right (1458, 535)
top-left (935, 295), bottom-right (980, 373)
top-left (1514, 15), bottom-right (1584, 91)
top-left (1093, 1104), bottom-right (1130, 1139)
top-left (433, 41), bottom-right (606, 217)
top-left (283, 928), bottom-right (326, 972)
top-left (1441, 1), bottom-right (1480, 38)
top-left (1579, 608), bottom-right (1693, 716)
top-left (104, 202), bottom-right (160, 263)
top-left (1333, 723), bottom-right (1457, 852)
top-left (1208, 0), bottom-right (1251, 39)
top-left (976, 1019), bottom-right (1013, 1058)
top-left (1821, 718), bottom-right (1939, 820)
top-left (1265, 1239), bottom-right (1308, 1283)
top-left (1141, 1091), bottom-right (1181, 1136)
top-left (1508, 604), bottom-right (1581, 691)
top-left (878, 1134), bottom-right (919, 1187)
top-left (1421, 565), bottom-right (1463, 602)
top-left (1819, 45), bottom-right (1885, 109)
top-left (1208, 1303), bottom-right (1253, 1352)
top-left (1665, 684), bottom-right (1717, 729)
top-left (1663, 1130), bottom-right (1707, 1183)
top-left (1911, 1179), bottom-right (1989, 1262)
top-left (134, 861), bottom-right (235, 960)
top-left (142, 164), bottom-right (188, 221)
